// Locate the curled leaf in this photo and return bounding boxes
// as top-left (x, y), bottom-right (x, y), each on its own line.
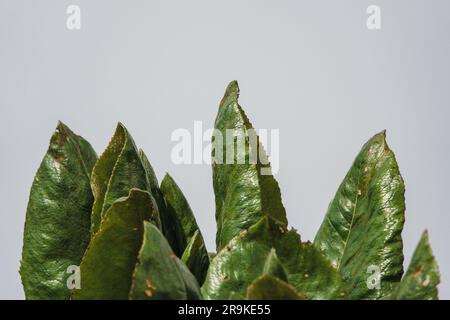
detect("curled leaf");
top-left (90, 123), bottom-right (150, 234)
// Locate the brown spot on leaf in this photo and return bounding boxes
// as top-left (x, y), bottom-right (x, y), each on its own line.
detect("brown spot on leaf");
top-left (144, 290), bottom-right (153, 297)
top-left (169, 253), bottom-right (177, 260)
top-left (144, 278), bottom-right (156, 297)
top-left (413, 265), bottom-right (424, 277)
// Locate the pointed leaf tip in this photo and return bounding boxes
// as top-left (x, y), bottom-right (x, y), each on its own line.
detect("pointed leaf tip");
top-left (371, 129), bottom-right (387, 143)
top-left (56, 120), bottom-right (66, 129)
top-left (314, 129), bottom-right (405, 299)
top-left (213, 82), bottom-right (287, 250)
top-left (220, 81), bottom-right (240, 105)
top-left (21, 123), bottom-right (97, 299)
top-left (392, 229), bottom-right (440, 300)
top-left (90, 121), bottom-right (148, 235)
top-left (54, 121), bottom-right (74, 139)
top-left (227, 80), bottom-right (239, 92)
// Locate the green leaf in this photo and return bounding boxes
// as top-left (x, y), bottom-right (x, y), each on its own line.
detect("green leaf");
top-left (161, 173), bottom-right (208, 260)
top-left (20, 122), bottom-right (97, 300)
top-left (129, 222), bottom-right (202, 300)
top-left (201, 216), bottom-right (283, 299)
top-left (202, 216), bottom-right (345, 300)
top-left (262, 248), bottom-right (288, 282)
top-left (246, 274), bottom-right (304, 300)
top-left (90, 123), bottom-right (150, 234)
top-left (284, 241), bottom-right (347, 299)
top-left (160, 173), bottom-right (200, 248)
top-left (139, 150), bottom-right (186, 254)
top-left (213, 81), bottom-right (287, 250)
top-left (228, 291), bottom-right (244, 300)
top-left (314, 131), bottom-right (406, 299)
top-left (139, 149), bottom-right (164, 231)
top-left (393, 231), bottom-right (440, 300)
top-left (181, 230), bottom-right (210, 285)
top-left (72, 189), bottom-right (158, 300)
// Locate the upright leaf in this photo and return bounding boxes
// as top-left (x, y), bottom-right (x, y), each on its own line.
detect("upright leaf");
top-left (314, 131), bottom-right (405, 299)
top-left (246, 274), bottom-right (304, 300)
top-left (129, 222), bottom-right (202, 300)
top-left (138, 150), bottom-right (165, 230)
top-left (213, 81), bottom-right (287, 250)
top-left (393, 230), bottom-right (440, 300)
top-left (72, 189), bottom-right (158, 300)
top-left (90, 123), bottom-right (150, 234)
top-left (181, 230), bottom-right (210, 285)
top-left (20, 122), bottom-right (97, 300)
top-left (161, 173), bottom-right (209, 263)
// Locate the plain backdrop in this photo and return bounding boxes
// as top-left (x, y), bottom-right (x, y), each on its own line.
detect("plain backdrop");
top-left (0, 0), bottom-right (449, 299)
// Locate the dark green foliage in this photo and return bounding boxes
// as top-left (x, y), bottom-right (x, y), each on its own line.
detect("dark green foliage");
top-left (21, 122), bottom-right (97, 300)
top-left (21, 82), bottom-right (440, 300)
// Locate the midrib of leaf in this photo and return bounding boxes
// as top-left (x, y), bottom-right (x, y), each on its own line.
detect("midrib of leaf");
top-left (337, 189), bottom-right (360, 272)
top-left (72, 139), bottom-right (93, 181)
top-left (336, 147), bottom-right (389, 273)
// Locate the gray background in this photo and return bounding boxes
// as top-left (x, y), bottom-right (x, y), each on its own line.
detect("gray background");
top-left (0, 0), bottom-right (448, 299)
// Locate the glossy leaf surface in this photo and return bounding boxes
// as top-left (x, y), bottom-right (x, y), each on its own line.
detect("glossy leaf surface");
top-left (72, 189), bottom-right (157, 300)
top-left (202, 217), bottom-right (282, 299)
top-left (283, 241), bottom-right (346, 299)
top-left (160, 174), bottom-right (198, 256)
top-left (394, 231), bottom-right (440, 300)
top-left (202, 216), bottom-right (343, 300)
top-left (138, 149), bottom-right (164, 231)
top-left (262, 248), bottom-right (288, 282)
top-left (314, 131), bottom-right (406, 299)
top-left (21, 122), bottom-right (97, 300)
top-left (90, 123), bottom-right (149, 234)
top-left (213, 81), bottom-right (287, 250)
top-left (130, 222), bottom-right (202, 300)
top-left (181, 230), bottom-right (210, 285)
top-left (246, 274), bottom-right (304, 300)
